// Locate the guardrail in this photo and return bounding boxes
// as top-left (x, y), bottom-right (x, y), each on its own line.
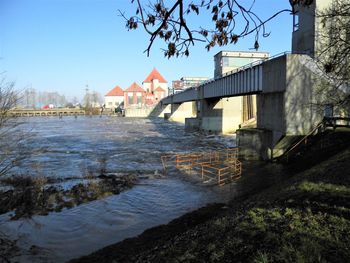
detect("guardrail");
top-left (161, 148), bottom-right (242, 186)
top-left (281, 116), bottom-right (350, 162)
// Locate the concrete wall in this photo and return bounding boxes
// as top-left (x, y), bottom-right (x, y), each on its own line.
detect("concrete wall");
top-left (168, 102), bottom-right (196, 124)
top-left (200, 97), bottom-right (242, 134)
top-left (237, 128), bottom-right (273, 160)
top-left (257, 54), bottom-right (324, 137)
top-left (292, 0), bottom-right (333, 57)
top-left (257, 92), bottom-right (285, 142)
top-left (257, 55), bottom-right (287, 143)
top-left (104, 96), bottom-right (124, 109)
top-left (124, 107), bottom-right (155, 117)
top-left (285, 54), bottom-right (324, 135)
top-left (125, 103), bottom-right (171, 118)
top-left (251, 54), bottom-right (326, 159)
top-left (292, 2), bottom-right (316, 56)
top-left (149, 104), bottom-right (171, 118)
top-left (185, 118), bottom-right (200, 132)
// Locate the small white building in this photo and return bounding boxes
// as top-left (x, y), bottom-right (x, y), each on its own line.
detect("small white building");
top-left (104, 85), bottom-right (124, 109)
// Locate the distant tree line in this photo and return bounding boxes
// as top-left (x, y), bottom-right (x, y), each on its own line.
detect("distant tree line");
top-left (17, 88), bottom-right (103, 109)
top-left (19, 88), bottom-right (68, 108)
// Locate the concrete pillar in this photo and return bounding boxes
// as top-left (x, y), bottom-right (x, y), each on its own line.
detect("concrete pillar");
top-left (199, 97), bottom-right (242, 134)
top-left (242, 95), bottom-right (257, 122)
top-left (147, 103), bottom-right (171, 118)
top-left (167, 102), bottom-right (197, 124)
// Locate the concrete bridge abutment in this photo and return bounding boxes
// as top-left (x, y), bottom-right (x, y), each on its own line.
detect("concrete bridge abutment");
top-left (165, 102), bottom-right (197, 124)
top-left (197, 97), bottom-right (242, 134)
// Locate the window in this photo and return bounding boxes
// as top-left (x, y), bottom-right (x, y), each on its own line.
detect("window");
top-left (137, 93), bottom-right (142, 104)
top-left (293, 12), bottom-right (299, 32)
top-left (128, 92), bottom-right (133, 105)
top-left (324, 104), bottom-right (333, 118)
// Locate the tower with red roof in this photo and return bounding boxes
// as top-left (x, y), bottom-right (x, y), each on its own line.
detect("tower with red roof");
top-left (143, 68), bottom-right (168, 105)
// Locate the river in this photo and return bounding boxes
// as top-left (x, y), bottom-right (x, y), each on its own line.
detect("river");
top-left (0, 116), bottom-right (236, 262)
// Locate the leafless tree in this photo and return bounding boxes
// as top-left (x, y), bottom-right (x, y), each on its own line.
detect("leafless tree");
top-left (315, 0), bottom-right (350, 109)
top-left (91, 91), bottom-right (103, 107)
top-left (120, 0), bottom-right (313, 57)
top-left (0, 79), bottom-right (27, 177)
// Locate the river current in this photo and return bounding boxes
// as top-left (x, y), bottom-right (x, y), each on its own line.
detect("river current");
top-left (0, 116), bottom-right (236, 262)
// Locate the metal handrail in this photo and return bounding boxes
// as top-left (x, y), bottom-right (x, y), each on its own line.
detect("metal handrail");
top-left (283, 121), bottom-right (324, 162)
top-left (284, 116), bottom-right (350, 160)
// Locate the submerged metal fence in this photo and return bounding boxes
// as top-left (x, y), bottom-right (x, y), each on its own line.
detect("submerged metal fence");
top-left (161, 148), bottom-right (242, 186)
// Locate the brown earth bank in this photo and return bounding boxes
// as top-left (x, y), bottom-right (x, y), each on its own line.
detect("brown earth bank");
top-left (71, 130), bottom-right (350, 263)
top-left (0, 173), bottom-right (137, 220)
top-left (0, 173), bottom-right (138, 262)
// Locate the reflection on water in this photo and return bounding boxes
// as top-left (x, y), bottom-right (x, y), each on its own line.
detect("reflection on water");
top-left (1, 116), bottom-right (235, 262)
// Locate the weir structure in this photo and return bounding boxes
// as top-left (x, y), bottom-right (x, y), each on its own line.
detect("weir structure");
top-left (8, 108), bottom-right (86, 117)
top-left (159, 0), bottom-right (350, 160)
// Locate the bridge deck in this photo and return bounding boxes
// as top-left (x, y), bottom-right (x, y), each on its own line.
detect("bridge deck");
top-left (162, 61), bottom-right (265, 104)
top-left (162, 52), bottom-right (291, 105)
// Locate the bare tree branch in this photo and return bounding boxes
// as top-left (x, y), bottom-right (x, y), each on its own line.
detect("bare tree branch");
top-left (0, 79), bottom-right (28, 177)
top-left (120, 0), bottom-right (313, 57)
top-left (314, 0), bottom-right (350, 108)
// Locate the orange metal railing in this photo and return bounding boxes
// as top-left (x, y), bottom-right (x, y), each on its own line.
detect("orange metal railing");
top-left (161, 148), bottom-right (242, 186)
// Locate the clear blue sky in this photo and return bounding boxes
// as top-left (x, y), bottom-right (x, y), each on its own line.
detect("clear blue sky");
top-left (1, 0), bottom-right (294, 101)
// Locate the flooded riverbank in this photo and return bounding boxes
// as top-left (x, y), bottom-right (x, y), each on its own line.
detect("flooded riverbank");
top-left (0, 116), bottom-right (235, 262)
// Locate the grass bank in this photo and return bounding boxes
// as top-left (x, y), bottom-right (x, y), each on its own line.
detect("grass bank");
top-left (72, 130), bottom-right (350, 263)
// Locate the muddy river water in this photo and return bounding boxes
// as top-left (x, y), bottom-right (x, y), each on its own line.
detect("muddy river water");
top-left (0, 116), bottom-right (236, 262)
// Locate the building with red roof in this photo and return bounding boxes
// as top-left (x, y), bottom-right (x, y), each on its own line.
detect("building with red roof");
top-left (142, 68), bottom-right (168, 106)
top-left (143, 68), bottom-right (167, 83)
top-left (123, 82), bottom-right (146, 107)
top-left (104, 85), bottom-right (124, 109)
top-left (154, 86), bottom-right (166, 102)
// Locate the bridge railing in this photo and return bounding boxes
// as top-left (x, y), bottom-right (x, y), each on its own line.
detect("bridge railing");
top-left (280, 116), bottom-right (350, 162)
top-left (161, 51), bottom-right (313, 104)
top-left (162, 51), bottom-right (293, 101)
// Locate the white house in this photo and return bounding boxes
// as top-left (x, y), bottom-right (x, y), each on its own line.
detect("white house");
top-left (104, 85), bottom-right (124, 109)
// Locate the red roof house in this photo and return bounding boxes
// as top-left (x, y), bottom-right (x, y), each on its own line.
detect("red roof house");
top-left (124, 82), bottom-right (146, 107)
top-left (143, 68), bottom-right (168, 105)
top-left (104, 85), bottom-right (124, 109)
top-left (105, 85), bottom-right (124, 96)
top-left (143, 68), bottom-right (167, 84)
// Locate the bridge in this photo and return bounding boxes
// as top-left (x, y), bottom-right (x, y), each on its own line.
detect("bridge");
top-left (9, 108), bottom-right (86, 117)
top-left (156, 0), bottom-right (350, 161)
top-left (162, 55), bottom-right (265, 105)
top-left (158, 51), bottom-right (344, 160)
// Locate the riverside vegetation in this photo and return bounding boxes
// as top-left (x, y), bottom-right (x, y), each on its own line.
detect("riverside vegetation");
top-left (0, 172), bottom-right (137, 262)
top-left (0, 173), bottom-right (137, 220)
top-left (72, 129), bottom-right (350, 263)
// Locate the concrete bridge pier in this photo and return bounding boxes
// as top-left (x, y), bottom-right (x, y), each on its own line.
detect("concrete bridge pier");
top-left (164, 101), bottom-right (197, 124)
top-left (194, 97), bottom-right (242, 134)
